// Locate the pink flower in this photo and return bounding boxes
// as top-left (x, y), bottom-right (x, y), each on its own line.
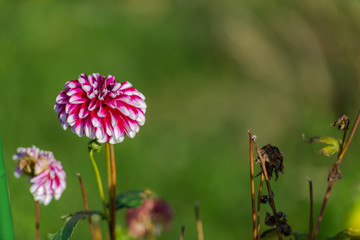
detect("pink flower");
top-left (13, 146), bottom-right (66, 206)
top-left (126, 198), bottom-right (173, 238)
top-left (54, 73), bottom-right (147, 144)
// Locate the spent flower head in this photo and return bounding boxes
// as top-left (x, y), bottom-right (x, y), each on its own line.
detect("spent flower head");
top-left (13, 146), bottom-right (66, 206)
top-left (126, 198), bottom-right (173, 238)
top-left (54, 73), bottom-right (147, 144)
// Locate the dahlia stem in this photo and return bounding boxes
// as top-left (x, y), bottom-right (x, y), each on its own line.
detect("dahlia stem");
top-left (110, 144), bottom-right (117, 240)
top-left (89, 150), bottom-right (108, 221)
top-left (35, 201), bottom-right (40, 240)
top-left (77, 173), bottom-right (97, 240)
top-left (105, 143), bottom-right (113, 238)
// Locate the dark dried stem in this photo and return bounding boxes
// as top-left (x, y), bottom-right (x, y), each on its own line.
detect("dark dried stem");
top-left (312, 180), bottom-right (333, 240)
top-left (313, 111), bottom-right (360, 239)
top-left (77, 173), bottom-right (96, 240)
top-left (248, 130), bottom-right (257, 240)
top-left (307, 178), bottom-right (313, 240)
top-left (180, 226), bottom-right (185, 240)
top-left (257, 173), bottom-right (264, 240)
top-left (35, 201), bottom-right (40, 240)
top-left (337, 111), bottom-right (360, 165)
top-left (195, 202), bottom-right (204, 240)
top-left (110, 144), bottom-right (117, 240)
top-left (252, 140), bottom-right (282, 240)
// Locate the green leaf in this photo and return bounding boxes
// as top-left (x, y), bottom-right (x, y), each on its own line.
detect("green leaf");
top-left (48, 211), bottom-right (103, 240)
top-left (302, 134), bottom-right (341, 157)
top-left (0, 136), bottom-right (15, 240)
top-left (112, 189), bottom-right (152, 210)
top-left (327, 229), bottom-right (360, 240)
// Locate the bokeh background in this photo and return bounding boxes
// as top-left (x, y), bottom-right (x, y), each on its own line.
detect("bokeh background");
top-left (1, 0), bottom-right (360, 239)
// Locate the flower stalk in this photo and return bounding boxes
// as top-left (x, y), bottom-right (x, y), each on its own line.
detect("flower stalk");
top-left (77, 173), bottom-right (96, 240)
top-left (89, 150), bottom-right (108, 221)
top-left (248, 130), bottom-right (257, 240)
top-left (35, 201), bottom-right (40, 240)
top-left (256, 173), bottom-right (264, 240)
top-left (110, 144), bottom-right (117, 240)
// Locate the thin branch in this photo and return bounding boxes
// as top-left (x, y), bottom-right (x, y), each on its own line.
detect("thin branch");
top-left (252, 139), bottom-right (282, 240)
top-left (312, 180), bottom-right (333, 240)
top-left (257, 173), bottom-right (264, 240)
top-left (179, 226), bottom-right (185, 240)
top-left (313, 111), bottom-right (360, 239)
top-left (337, 111), bottom-right (360, 165)
top-left (248, 130), bottom-right (257, 240)
top-left (195, 202), bottom-right (204, 240)
top-left (307, 177), bottom-right (313, 240)
top-left (35, 201), bottom-right (40, 240)
top-left (77, 173), bottom-right (97, 240)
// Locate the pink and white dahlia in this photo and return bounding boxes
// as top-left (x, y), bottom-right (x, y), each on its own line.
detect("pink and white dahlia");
top-left (13, 146), bottom-right (66, 206)
top-left (54, 73), bottom-right (147, 144)
top-left (30, 157), bottom-right (66, 206)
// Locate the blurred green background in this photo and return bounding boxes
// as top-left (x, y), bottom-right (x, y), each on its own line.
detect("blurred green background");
top-left (1, 0), bottom-right (360, 239)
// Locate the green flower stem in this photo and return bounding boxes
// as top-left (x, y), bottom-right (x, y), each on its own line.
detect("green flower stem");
top-left (0, 136), bottom-right (15, 240)
top-left (89, 150), bottom-right (108, 222)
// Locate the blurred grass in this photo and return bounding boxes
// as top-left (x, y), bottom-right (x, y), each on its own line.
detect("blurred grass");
top-left (1, 0), bottom-right (360, 239)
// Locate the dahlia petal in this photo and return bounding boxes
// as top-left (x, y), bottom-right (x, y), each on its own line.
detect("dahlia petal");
top-left (88, 99), bottom-right (98, 111)
top-left (95, 127), bottom-right (108, 143)
top-left (91, 113), bottom-right (101, 128)
top-left (120, 81), bottom-right (132, 90)
top-left (74, 119), bottom-right (85, 137)
top-left (79, 103), bottom-right (90, 119)
top-left (109, 111), bottom-right (118, 127)
top-left (54, 103), bottom-right (64, 113)
top-left (66, 88), bottom-right (83, 97)
top-left (56, 92), bottom-right (69, 103)
top-left (69, 95), bottom-right (87, 104)
top-left (137, 110), bottom-right (146, 125)
top-left (112, 82), bottom-right (121, 91)
top-left (85, 117), bottom-right (96, 139)
top-left (67, 112), bottom-right (79, 126)
top-left (98, 104), bottom-right (107, 118)
top-left (65, 80), bottom-right (79, 89)
top-left (65, 102), bottom-right (77, 114)
top-left (82, 84), bottom-right (91, 92)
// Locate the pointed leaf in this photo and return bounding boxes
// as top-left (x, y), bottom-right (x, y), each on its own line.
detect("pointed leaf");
top-left (48, 211), bottom-right (103, 240)
top-left (302, 134), bottom-right (340, 157)
top-left (111, 189), bottom-right (152, 210)
top-left (0, 136), bottom-right (15, 240)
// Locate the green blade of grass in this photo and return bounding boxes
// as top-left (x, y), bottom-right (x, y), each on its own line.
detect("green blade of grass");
top-left (0, 136), bottom-right (15, 240)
